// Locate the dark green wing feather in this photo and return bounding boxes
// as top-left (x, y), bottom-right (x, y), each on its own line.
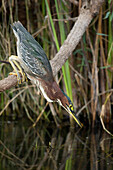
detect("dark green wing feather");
top-left (11, 21), bottom-right (53, 81)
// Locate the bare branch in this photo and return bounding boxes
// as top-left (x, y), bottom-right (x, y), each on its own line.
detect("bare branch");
top-left (50, 0), bottom-right (105, 75)
top-left (0, 75), bottom-right (17, 92)
top-left (68, 0), bottom-right (79, 6)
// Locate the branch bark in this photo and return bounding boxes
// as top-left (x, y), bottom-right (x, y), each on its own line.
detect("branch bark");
top-left (0, 0), bottom-right (105, 92)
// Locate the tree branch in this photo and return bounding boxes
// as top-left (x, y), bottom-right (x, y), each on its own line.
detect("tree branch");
top-left (0, 75), bottom-right (18, 92)
top-left (0, 0), bottom-right (105, 92)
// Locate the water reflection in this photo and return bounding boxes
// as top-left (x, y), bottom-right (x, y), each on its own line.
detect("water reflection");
top-left (0, 117), bottom-right (113, 170)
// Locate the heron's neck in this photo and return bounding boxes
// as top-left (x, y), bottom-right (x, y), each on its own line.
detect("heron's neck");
top-left (39, 80), bottom-right (64, 103)
top-left (39, 85), bottom-right (53, 102)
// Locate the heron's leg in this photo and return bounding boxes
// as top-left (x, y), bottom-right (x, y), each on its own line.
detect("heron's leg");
top-left (9, 55), bottom-right (27, 84)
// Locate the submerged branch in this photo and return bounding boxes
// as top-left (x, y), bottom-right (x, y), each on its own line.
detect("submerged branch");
top-left (0, 0), bottom-right (105, 92)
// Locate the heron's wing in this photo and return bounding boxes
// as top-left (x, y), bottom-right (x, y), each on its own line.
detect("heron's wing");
top-left (11, 21), bottom-right (53, 81)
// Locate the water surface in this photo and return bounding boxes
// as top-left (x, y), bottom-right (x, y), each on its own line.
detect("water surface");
top-left (0, 116), bottom-right (113, 170)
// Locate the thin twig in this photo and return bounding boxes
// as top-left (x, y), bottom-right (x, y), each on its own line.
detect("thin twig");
top-left (33, 102), bottom-right (49, 127)
top-left (0, 86), bottom-right (29, 116)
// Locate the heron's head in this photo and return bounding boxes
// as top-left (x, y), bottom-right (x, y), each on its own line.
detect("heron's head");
top-left (57, 91), bottom-right (83, 128)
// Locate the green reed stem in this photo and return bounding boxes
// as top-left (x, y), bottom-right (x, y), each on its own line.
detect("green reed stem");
top-left (107, 2), bottom-right (113, 82)
top-left (46, 0), bottom-right (73, 102)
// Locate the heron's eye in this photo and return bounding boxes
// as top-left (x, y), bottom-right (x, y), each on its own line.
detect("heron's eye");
top-left (69, 104), bottom-right (73, 111)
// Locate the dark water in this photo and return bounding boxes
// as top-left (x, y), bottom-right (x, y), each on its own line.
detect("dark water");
top-left (0, 116), bottom-right (113, 170)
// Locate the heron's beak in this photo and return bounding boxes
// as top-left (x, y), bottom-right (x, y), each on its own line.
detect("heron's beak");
top-left (67, 107), bottom-right (83, 128)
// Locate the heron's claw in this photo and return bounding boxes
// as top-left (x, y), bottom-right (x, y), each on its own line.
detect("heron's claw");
top-left (9, 71), bottom-right (28, 84)
top-left (9, 71), bottom-right (22, 84)
top-left (9, 55), bottom-right (28, 84)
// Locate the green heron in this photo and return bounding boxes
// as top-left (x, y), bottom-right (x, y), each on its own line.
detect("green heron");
top-left (9, 21), bottom-right (82, 128)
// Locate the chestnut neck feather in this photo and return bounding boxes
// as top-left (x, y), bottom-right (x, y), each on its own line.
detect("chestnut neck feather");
top-left (40, 79), bottom-right (69, 107)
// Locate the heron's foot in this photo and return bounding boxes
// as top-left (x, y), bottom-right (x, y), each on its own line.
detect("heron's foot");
top-left (9, 71), bottom-right (28, 84)
top-left (9, 71), bottom-right (22, 84)
top-left (9, 55), bottom-right (28, 84)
